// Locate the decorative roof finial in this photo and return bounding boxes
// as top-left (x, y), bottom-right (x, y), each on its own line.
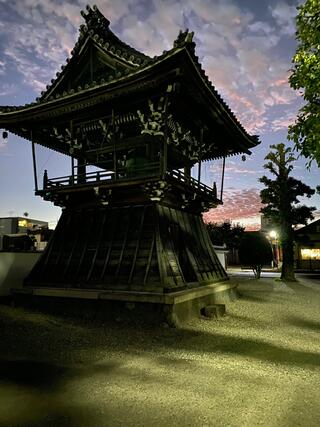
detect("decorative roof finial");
top-left (173, 29), bottom-right (195, 48)
top-left (82, 4), bottom-right (110, 30)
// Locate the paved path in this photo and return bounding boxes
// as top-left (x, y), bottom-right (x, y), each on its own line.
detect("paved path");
top-left (0, 273), bottom-right (320, 427)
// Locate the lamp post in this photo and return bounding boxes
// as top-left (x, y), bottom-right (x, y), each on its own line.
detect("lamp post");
top-left (269, 230), bottom-right (278, 269)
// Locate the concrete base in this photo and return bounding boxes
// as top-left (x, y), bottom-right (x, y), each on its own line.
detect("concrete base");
top-left (12, 281), bottom-right (238, 327)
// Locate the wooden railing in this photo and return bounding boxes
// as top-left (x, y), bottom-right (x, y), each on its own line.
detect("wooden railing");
top-left (43, 164), bottom-right (218, 199)
top-left (44, 162), bottom-right (161, 189)
top-left (167, 169), bottom-right (217, 198)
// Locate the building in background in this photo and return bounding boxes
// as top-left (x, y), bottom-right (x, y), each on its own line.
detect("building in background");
top-left (0, 217), bottom-right (49, 251)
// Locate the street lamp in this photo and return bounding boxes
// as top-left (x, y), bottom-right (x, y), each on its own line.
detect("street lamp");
top-left (269, 230), bottom-right (277, 239)
top-left (268, 230), bottom-right (278, 269)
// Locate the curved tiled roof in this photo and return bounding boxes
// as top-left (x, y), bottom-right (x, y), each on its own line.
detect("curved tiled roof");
top-left (0, 4), bottom-right (259, 150)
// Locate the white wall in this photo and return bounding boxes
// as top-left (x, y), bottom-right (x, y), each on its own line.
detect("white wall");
top-left (213, 245), bottom-right (228, 269)
top-left (0, 252), bottom-right (41, 296)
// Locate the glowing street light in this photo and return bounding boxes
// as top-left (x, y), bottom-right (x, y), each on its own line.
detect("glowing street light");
top-left (268, 230), bottom-right (279, 269)
top-left (269, 230), bottom-right (277, 239)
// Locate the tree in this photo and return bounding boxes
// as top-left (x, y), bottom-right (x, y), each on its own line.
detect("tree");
top-left (206, 221), bottom-right (245, 249)
top-left (289, 0), bottom-right (320, 166)
top-left (238, 232), bottom-right (273, 279)
top-left (259, 143), bottom-right (316, 281)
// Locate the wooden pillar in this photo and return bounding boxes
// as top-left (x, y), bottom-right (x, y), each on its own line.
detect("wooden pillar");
top-left (162, 135), bottom-right (168, 178)
top-left (77, 157), bottom-right (86, 184)
top-left (30, 131), bottom-right (38, 191)
top-left (112, 109), bottom-right (117, 181)
top-left (198, 128), bottom-right (203, 185)
top-left (184, 165), bottom-right (191, 178)
top-left (220, 156), bottom-right (226, 201)
top-left (71, 157), bottom-right (75, 184)
top-left (161, 92), bottom-right (170, 179)
top-left (197, 161), bottom-right (201, 184)
top-left (43, 169), bottom-right (48, 189)
top-left (162, 117), bottom-right (168, 178)
top-left (70, 120), bottom-right (75, 184)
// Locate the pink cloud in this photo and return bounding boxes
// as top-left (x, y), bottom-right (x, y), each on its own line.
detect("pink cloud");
top-left (203, 188), bottom-right (263, 225)
top-left (270, 110), bottom-right (299, 132)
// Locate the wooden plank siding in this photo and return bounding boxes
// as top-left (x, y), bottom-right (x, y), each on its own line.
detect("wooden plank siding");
top-left (25, 203), bottom-right (227, 292)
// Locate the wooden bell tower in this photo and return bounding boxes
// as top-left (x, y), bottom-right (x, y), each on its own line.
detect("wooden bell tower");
top-left (0, 5), bottom-right (259, 322)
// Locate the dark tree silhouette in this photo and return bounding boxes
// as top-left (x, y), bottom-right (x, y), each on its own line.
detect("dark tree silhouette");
top-left (259, 143), bottom-right (316, 281)
top-left (206, 221), bottom-right (245, 249)
top-left (238, 232), bottom-right (273, 279)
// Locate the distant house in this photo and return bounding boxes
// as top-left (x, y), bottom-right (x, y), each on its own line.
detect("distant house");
top-left (0, 217), bottom-right (49, 251)
top-left (0, 217), bottom-right (48, 234)
top-left (294, 219), bottom-right (320, 270)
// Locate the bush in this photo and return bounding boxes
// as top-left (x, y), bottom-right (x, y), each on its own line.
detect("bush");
top-left (238, 232), bottom-right (273, 279)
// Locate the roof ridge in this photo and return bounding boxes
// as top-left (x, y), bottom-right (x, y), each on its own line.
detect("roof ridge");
top-left (81, 5), bottom-right (150, 61)
top-left (38, 4), bottom-right (152, 102)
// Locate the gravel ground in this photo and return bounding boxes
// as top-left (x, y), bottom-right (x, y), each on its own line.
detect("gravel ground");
top-left (0, 274), bottom-right (319, 427)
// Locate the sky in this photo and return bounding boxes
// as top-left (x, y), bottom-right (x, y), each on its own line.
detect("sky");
top-left (0, 0), bottom-right (319, 230)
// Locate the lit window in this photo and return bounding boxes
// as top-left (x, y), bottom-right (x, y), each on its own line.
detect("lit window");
top-left (301, 248), bottom-right (320, 260)
top-left (18, 220), bottom-right (27, 227)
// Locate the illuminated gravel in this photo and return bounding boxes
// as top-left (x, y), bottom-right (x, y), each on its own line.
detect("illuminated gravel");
top-left (0, 274), bottom-right (319, 427)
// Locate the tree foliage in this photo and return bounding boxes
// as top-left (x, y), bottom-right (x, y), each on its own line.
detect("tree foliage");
top-left (259, 143), bottom-right (315, 281)
top-left (206, 221), bottom-right (245, 249)
top-left (289, 0), bottom-right (320, 166)
top-left (238, 232), bottom-right (273, 279)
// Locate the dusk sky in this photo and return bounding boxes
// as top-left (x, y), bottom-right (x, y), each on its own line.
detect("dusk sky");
top-left (0, 0), bottom-right (319, 229)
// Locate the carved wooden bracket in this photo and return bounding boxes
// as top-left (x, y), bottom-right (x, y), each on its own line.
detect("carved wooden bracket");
top-left (94, 187), bottom-right (112, 206)
top-left (143, 180), bottom-right (171, 202)
top-left (137, 97), bottom-right (169, 137)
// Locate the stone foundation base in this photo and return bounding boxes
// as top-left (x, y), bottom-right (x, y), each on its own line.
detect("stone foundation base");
top-left (12, 281), bottom-right (238, 327)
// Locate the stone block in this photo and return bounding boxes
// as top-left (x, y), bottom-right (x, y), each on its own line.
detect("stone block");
top-left (201, 304), bottom-right (226, 318)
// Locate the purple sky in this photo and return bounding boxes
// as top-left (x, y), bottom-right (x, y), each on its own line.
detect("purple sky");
top-left (0, 0), bottom-right (319, 229)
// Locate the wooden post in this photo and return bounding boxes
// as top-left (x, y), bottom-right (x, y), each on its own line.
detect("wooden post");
top-left (71, 157), bottom-right (75, 184)
top-left (31, 131), bottom-right (38, 191)
top-left (77, 158), bottom-right (86, 184)
top-left (184, 165), bottom-right (191, 178)
top-left (43, 169), bottom-right (48, 189)
top-left (163, 135), bottom-right (167, 179)
top-left (198, 128), bottom-right (203, 185)
top-left (70, 120), bottom-right (74, 184)
top-left (220, 156), bottom-right (226, 201)
top-left (162, 93), bottom-right (169, 179)
top-left (112, 109), bottom-right (117, 181)
top-left (197, 161), bottom-right (201, 184)
top-left (90, 43), bottom-right (93, 81)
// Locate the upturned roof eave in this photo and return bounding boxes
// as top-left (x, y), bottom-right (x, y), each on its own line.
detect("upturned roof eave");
top-left (0, 46), bottom-right (186, 123)
top-left (0, 45), bottom-right (258, 156)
